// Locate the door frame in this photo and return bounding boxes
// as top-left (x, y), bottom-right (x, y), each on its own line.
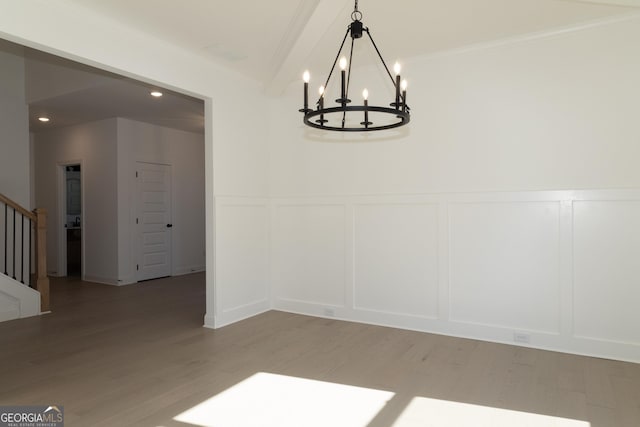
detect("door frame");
top-left (56, 160), bottom-right (84, 278)
top-left (135, 161), bottom-right (174, 282)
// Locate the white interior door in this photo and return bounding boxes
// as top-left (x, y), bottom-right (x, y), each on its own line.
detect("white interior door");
top-left (137, 162), bottom-right (172, 281)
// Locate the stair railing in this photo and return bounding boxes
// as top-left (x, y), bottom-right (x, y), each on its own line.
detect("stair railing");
top-left (0, 193), bottom-right (49, 312)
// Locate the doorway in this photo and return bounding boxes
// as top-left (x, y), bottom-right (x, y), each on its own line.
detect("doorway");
top-left (59, 163), bottom-right (82, 277)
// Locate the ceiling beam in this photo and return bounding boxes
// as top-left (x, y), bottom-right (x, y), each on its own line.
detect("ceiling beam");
top-left (264, 0), bottom-right (349, 96)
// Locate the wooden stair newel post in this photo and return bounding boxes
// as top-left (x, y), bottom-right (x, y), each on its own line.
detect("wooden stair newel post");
top-left (34, 208), bottom-right (50, 312)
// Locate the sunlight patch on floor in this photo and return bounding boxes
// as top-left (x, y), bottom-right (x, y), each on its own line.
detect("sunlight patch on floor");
top-left (173, 372), bottom-right (394, 427)
top-left (392, 396), bottom-right (591, 427)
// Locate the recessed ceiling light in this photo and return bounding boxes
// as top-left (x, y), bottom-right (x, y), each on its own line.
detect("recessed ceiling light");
top-left (150, 91), bottom-right (163, 97)
top-left (38, 117), bottom-right (50, 122)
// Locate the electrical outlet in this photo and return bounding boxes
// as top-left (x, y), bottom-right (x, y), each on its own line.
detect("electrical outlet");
top-left (514, 332), bottom-right (530, 344)
top-left (324, 308), bottom-right (335, 317)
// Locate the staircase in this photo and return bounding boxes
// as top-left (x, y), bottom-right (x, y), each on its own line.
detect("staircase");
top-left (0, 193), bottom-right (49, 322)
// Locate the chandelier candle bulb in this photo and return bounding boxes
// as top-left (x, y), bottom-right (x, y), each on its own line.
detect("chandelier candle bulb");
top-left (316, 85), bottom-right (328, 126)
top-left (339, 57), bottom-right (348, 105)
top-left (394, 63), bottom-right (401, 110)
top-left (401, 79), bottom-right (408, 112)
top-left (302, 71), bottom-right (310, 111)
top-left (318, 86), bottom-right (325, 109)
top-left (363, 89), bottom-right (369, 128)
top-left (319, 86), bottom-right (325, 122)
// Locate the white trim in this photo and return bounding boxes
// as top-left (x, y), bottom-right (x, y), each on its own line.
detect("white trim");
top-left (82, 275), bottom-right (120, 286)
top-left (213, 300), bottom-right (270, 329)
top-left (174, 265), bottom-right (206, 276)
top-left (204, 99), bottom-right (215, 329)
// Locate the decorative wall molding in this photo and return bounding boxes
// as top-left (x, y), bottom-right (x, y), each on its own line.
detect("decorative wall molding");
top-left (267, 189), bottom-right (640, 363)
top-left (212, 190), bottom-right (640, 361)
top-left (272, 202), bottom-right (348, 308)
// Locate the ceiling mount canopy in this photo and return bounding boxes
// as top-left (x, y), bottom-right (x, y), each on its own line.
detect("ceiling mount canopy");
top-left (299, 0), bottom-right (411, 132)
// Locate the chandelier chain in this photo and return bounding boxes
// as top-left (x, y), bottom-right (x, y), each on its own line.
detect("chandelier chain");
top-left (352, 0), bottom-right (362, 21)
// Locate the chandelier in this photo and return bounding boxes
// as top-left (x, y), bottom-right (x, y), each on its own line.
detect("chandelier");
top-left (299, 0), bottom-right (410, 132)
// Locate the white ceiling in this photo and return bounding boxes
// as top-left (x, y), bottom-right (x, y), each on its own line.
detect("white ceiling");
top-left (66, 0), bottom-right (640, 87)
top-left (15, 43), bottom-right (205, 134)
top-left (28, 78), bottom-right (205, 134)
top-left (5, 0), bottom-right (640, 133)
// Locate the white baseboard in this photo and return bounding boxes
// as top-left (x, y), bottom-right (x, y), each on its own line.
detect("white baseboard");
top-left (211, 299), bottom-right (271, 329)
top-left (174, 265), bottom-right (206, 276)
top-left (203, 313), bottom-right (216, 329)
top-left (82, 275), bottom-right (119, 286)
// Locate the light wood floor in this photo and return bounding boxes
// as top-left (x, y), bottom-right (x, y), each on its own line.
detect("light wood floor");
top-left (1, 274), bottom-right (639, 426)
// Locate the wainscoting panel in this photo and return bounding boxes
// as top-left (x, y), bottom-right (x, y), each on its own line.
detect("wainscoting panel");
top-left (573, 200), bottom-right (640, 345)
top-left (448, 201), bottom-right (561, 334)
top-left (272, 203), bottom-right (347, 308)
top-left (354, 203), bottom-right (439, 319)
top-left (214, 198), bottom-right (270, 326)
top-left (263, 190), bottom-right (640, 362)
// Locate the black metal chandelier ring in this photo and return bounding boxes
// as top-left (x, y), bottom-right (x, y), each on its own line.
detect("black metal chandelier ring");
top-left (303, 106), bottom-right (410, 132)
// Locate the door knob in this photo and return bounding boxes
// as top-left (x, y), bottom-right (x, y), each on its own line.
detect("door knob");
top-left (166, 224), bottom-right (173, 228)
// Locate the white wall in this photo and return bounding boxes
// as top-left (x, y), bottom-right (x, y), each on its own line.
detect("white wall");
top-left (33, 119), bottom-right (119, 283)
top-left (117, 118), bottom-right (205, 284)
top-left (0, 41), bottom-right (30, 208)
top-left (270, 16), bottom-right (640, 195)
top-left (265, 16), bottom-right (640, 362)
top-left (0, 1), bottom-right (270, 327)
